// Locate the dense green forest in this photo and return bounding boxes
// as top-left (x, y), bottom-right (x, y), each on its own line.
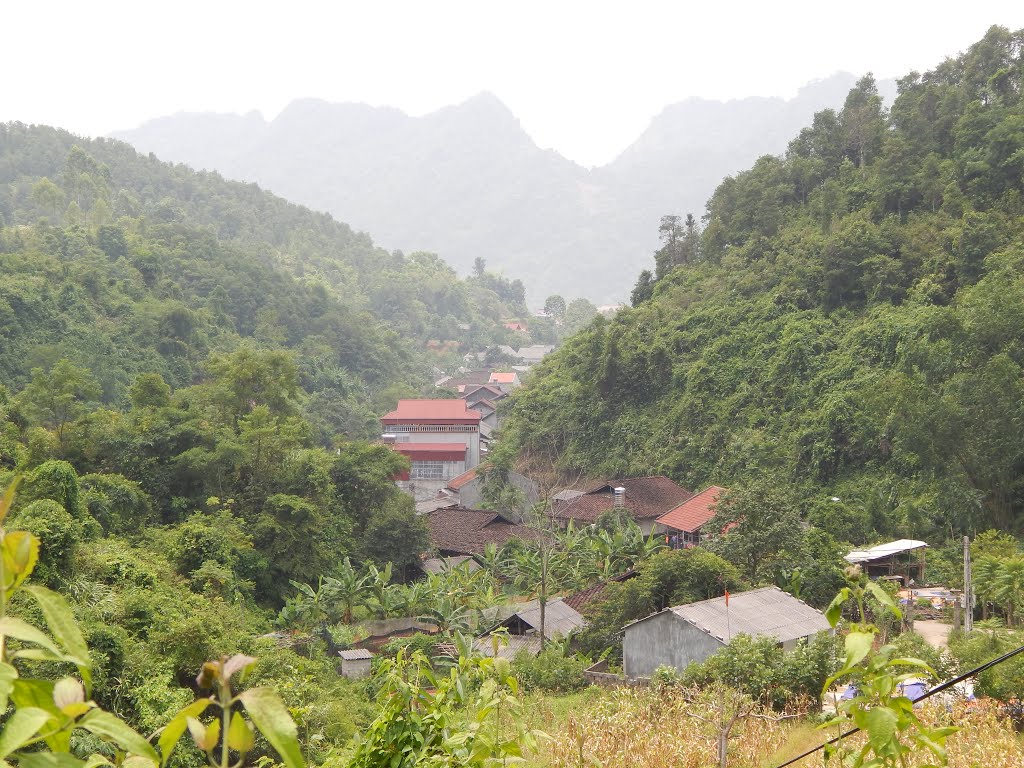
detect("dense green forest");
top-left (503, 25), bottom-right (1024, 541)
top-left (0, 124), bottom-right (533, 403)
top-left (0, 120), bottom-right (540, 759)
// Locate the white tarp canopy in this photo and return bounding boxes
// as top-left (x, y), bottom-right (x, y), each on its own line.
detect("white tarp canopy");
top-left (845, 539), bottom-right (928, 564)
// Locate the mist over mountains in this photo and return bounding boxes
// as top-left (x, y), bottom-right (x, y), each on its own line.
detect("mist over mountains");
top-left (113, 73), bottom-right (895, 303)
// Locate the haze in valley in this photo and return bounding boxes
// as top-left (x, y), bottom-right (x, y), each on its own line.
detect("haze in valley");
top-left (6, 0), bottom-right (1024, 301)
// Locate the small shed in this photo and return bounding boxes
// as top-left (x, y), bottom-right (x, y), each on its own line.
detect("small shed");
top-left (339, 648), bottom-right (373, 679)
top-left (845, 539), bottom-right (928, 584)
top-left (622, 586), bottom-right (831, 679)
top-left (477, 597), bottom-right (586, 657)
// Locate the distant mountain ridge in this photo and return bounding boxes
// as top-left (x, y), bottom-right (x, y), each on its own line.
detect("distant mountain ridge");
top-left (113, 74), bottom-right (896, 302)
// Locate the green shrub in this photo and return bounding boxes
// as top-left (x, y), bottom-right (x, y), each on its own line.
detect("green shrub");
top-left (513, 645), bottom-right (589, 693)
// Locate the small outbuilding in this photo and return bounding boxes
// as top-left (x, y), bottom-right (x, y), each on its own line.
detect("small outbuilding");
top-left (845, 539), bottom-right (928, 584)
top-left (476, 597), bottom-right (586, 657)
top-left (622, 586), bottom-right (831, 679)
top-left (338, 648), bottom-right (373, 679)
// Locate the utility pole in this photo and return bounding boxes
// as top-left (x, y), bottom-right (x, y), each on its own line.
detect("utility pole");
top-left (963, 535), bottom-right (973, 633)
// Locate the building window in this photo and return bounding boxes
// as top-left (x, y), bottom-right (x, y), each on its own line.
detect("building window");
top-left (410, 461), bottom-right (445, 480)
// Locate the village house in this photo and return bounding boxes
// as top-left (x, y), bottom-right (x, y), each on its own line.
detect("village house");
top-left (381, 399), bottom-right (483, 500)
top-left (462, 383), bottom-right (506, 407)
top-left (424, 506), bottom-right (544, 559)
top-left (514, 344), bottom-right (555, 366)
top-left (845, 539), bottom-right (929, 585)
top-left (656, 485), bottom-right (728, 548)
top-left (552, 476), bottom-right (694, 535)
top-left (435, 370), bottom-right (493, 391)
top-left (622, 586), bottom-right (831, 679)
top-left (488, 370), bottom-right (520, 393)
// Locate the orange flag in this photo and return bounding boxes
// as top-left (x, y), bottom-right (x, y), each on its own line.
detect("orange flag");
top-left (725, 590), bottom-right (730, 606)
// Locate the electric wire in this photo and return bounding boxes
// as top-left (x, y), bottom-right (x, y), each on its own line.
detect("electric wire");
top-left (772, 641), bottom-right (1024, 768)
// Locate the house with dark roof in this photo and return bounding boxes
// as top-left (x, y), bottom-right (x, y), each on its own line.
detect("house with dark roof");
top-left (563, 570), bottom-right (638, 613)
top-left (656, 485), bottom-right (728, 548)
top-left (552, 476), bottom-right (693, 535)
top-left (463, 383), bottom-right (506, 406)
top-left (381, 399), bottom-right (482, 500)
top-left (425, 506), bottom-right (544, 558)
top-left (622, 586), bottom-right (832, 679)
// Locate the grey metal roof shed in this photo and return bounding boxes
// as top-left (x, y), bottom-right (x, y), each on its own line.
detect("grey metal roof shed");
top-left (622, 586), bottom-right (831, 679)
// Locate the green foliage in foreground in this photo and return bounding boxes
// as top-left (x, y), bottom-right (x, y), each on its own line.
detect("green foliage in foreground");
top-left (513, 645), bottom-right (589, 694)
top-left (0, 477), bottom-right (306, 768)
top-left (823, 569), bottom-right (957, 767)
top-left (348, 637), bottom-right (541, 768)
top-left (501, 26), bottom-right (1024, 541)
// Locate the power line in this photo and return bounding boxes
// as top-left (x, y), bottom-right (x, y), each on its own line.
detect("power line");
top-left (772, 641), bottom-right (1024, 768)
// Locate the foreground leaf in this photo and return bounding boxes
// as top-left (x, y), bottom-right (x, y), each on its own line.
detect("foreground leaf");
top-left (238, 688), bottom-right (305, 768)
top-left (79, 710), bottom-right (159, 762)
top-left (0, 707), bottom-right (51, 758)
top-left (157, 699), bottom-right (213, 765)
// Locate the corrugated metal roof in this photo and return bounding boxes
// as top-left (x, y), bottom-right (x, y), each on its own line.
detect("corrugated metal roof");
top-left (845, 539), bottom-right (928, 563)
top-left (339, 649), bottom-right (373, 660)
top-left (506, 597), bottom-right (586, 639)
top-left (473, 634), bottom-right (542, 658)
top-left (626, 586), bottom-right (830, 645)
top-left (420, 555), bottom-right (480, 575)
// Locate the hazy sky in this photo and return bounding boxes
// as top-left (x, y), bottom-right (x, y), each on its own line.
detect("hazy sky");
top-left (7, 1), bottom-right (1024, 167)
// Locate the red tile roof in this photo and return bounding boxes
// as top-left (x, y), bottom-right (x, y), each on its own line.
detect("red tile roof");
top-left (489, 372), bottom-right (518, 384)
top-left (656, 485), bottom-right (728, 533)
top-left (426, 507), bottom-right (545, 556)
top-left (553, 476), bottom-right (693, 524)
top-left (446, 468), bottom-right (478, 490)
top-left (381, 399), bottom-right (481, 425)
top-left (563, 570), bottom-right (638, 612)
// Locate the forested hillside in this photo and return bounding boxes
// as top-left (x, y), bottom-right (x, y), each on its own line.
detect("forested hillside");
top-left (112, 74), bottom-right (883, 302)
top-left (0, 124), bottom-right (531, 402)
top-left (503, 25), bottom-right (1024, 540)
top-left (0, 123), bottom-right (538, 749)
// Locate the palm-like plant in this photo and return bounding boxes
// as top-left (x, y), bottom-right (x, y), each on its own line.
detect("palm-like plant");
top-left (322, 556), bottom-right (370, 624)
top-left (993, 556), bottom-right (1024, 628)
top-left (973, 555), bottom-right (1002, 620)
top-left (365, 562), bottom-right (394, 619)
top-left (420, 595), bottom-right (473, 635)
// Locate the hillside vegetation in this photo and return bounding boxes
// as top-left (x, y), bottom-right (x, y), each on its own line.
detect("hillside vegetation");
top-left (0, 122), bottom-right (539, 754)
top-left (0, 124), bottom-right (532, 405)
top-left (503, 25), bottom-right (1024, 540)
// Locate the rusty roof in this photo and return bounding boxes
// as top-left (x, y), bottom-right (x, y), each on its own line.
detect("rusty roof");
top-left (657, 485), bottom-right (728, 533)
top-left (553, 476), bottom-right (693, 523)
top-left (426, 506), bottom-right (543, 556)
top-left (446, 468), bottom-right (478, 490)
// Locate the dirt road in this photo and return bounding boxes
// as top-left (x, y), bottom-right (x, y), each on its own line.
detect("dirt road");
top-left (913, 619), bottom-right (952, 648)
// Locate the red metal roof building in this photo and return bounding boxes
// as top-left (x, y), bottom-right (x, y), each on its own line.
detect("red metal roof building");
top-left (382, 400), bottom-right (483, 490)
top-left (381, 399), bottom-right (482, 425)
